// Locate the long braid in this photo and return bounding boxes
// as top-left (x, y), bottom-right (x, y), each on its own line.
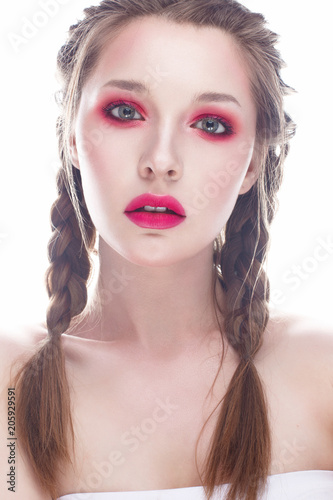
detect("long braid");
top-left (15, 127), bottom-right (96, 499)
top-left (202, 142), bottom-right (293, 500)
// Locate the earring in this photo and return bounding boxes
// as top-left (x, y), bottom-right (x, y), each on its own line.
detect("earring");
top-left (213, 231), bottom-right (224, 280)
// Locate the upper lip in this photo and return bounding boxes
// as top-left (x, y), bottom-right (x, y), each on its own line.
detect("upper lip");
top-left (125, 193), bottom-right (186, 216)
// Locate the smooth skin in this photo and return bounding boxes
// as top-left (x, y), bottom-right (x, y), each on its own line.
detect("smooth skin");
top-left (1, 17), bottom-right (333, 499)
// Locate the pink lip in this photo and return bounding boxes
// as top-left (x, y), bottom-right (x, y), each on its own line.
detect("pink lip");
top-left (124, 193), bottom-right (186, 229)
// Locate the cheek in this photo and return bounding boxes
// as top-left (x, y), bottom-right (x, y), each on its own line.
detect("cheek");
top-left (183, 138), bottom-right (254, 234)
top-left (76, 125), bottom-right (125, 189)
top-left (187, 139), bottom-right (253, 205)
top-left (200, 171), bottom-right (242, 219)
top-left (75, 136), bottom-right (119, 224)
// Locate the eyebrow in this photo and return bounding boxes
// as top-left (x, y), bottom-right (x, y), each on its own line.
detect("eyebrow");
top-left (102, 79), bottom-right (149, 93)
top-left (102, 79), bottom-right (241, 107)
top-left (192, 91), bottom-right (241, 107)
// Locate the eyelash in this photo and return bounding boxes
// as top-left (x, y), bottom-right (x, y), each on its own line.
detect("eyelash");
top-left (191, 114), bottom-right (234, 137)
top-left (102, 100), bottom-right (144, 123)
top-left (102, 100), bottom-right (234, 137)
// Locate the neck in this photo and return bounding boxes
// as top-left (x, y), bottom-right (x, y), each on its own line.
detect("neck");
top-left (84, 236), bottom-right (224, 353)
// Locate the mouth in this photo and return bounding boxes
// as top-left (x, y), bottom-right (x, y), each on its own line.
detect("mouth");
top-left (131, 206), bottom-right (179, 215)
top-left (125, 193), bottom-right (186, 216)
top-left (124, 194), bottom-right (186, 229)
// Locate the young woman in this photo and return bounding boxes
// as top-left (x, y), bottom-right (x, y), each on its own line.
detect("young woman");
top-left (1, 1), bottom-right (333, 499)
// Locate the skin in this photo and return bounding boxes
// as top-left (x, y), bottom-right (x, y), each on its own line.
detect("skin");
top-left (0, 17), bottom-right (333, 499)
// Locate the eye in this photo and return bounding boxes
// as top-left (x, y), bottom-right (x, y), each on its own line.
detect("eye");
top-left (192, 116), bottom-right (233, 136)
top-left (103, 101), bottom-right (144, 122)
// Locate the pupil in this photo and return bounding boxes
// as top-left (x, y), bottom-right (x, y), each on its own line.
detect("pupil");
top-left (120, 106), bottom-right (134, 119)
top-left (204, 119), bottom-right (218, 133)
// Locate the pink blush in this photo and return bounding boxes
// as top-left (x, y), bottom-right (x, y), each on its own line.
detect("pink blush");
top-left (195, 129), bottom-right (236, 143)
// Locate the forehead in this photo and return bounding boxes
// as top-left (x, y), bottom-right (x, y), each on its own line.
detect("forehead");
top-left (84, 16), bottom-right (255, 113)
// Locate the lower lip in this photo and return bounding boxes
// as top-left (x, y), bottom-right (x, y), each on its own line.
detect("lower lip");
top-left (125, 211), bottom-right (185, 229)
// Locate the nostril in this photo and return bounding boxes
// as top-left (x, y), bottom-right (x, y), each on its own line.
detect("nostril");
top-left (140, 162), bottom-right (154, 177)
top-left (144, 161), bottom-right (155, 176)
top-left (138, 157), bottom-right (182, 179)
top-left (167, 169), bottom-right (178, 178)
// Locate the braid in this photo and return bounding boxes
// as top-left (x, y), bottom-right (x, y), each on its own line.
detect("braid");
top-left (46, 167), bottom-right (95, 335)
top-left (14, 107), bottom-right (96, 499)
top-left (201, 142), bottom-right (292, 499)
top-left (15, 167), bottom-right (95, 499)
top-left (222, 191), bottom-right (270, 360)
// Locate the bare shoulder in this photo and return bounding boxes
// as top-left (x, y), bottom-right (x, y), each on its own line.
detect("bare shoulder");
top-left (0, 321), bottom-right (48, 386)
top-left (259, 308), bottom-right (333, 421)
top-left (0, 322), bottom-right (50, 499)
top-left (264, 308), bottom-right (333, 367)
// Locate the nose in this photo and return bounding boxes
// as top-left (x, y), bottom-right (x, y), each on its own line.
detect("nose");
top-left (137, 125), bottom-right (183, 181)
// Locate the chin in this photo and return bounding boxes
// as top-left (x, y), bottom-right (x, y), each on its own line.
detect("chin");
top-left (121, 249), bottom-right (184, 268)
top-left (99, 232), bottom-right (212, 269)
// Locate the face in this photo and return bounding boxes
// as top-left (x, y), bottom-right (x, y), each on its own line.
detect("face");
top-left (70, 17), bottom-right (258, 267)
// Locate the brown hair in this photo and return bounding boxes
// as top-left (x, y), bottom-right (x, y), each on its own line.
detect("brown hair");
top-left (14, 1), bottom-right (295, 499)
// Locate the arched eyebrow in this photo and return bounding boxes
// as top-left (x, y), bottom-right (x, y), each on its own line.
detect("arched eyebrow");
top-left (102, 79), bottom-right (241, 107)
top-left (102, 79), bottom-right (148, 93)
top-left (192, 91), bottom-right (241, 107)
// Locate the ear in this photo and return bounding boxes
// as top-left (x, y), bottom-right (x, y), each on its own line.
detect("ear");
top-left (69, 134), bottom-right (80, 170)
top-left (238, 149), bottom-right (260, 195)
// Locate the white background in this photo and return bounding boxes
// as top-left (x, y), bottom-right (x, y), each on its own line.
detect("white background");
top-left (0, 0), bottom-right (332, 328)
